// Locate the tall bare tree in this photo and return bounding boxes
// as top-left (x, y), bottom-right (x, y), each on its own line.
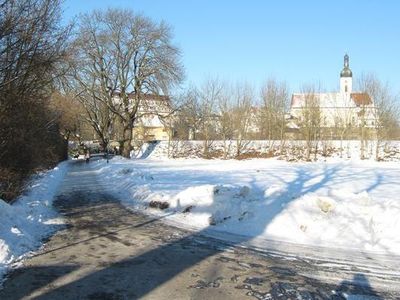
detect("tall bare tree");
top-left (0, 0), bottom-right (70, 166)
top-left (71, 9), bottom-right (184, 157)
top-left (231, 83), bottom-right (254, 157)
top-left (173, 87), bottom-right (201, 140)
top-left (298, 85), bottom-right (322, 161)
top-left (197, 79), bottom-right (223, 157)
top-left (49, 92), bottom-right (86, 142)
top-left (357, 73), bottom-right (399, 160)
top-left (217, 87), bottom-right (234, 159)
top-left (0, 0), bottom-right (70, 200)
top-left (259, 79), bottom-right (289, 152)
top-left (332, 96), bottom-right (354, 158)
top-left (78, 90), bottom-right (115, 151)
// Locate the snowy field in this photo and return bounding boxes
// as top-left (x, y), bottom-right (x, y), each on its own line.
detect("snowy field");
top-left (96, 156), bottom-right (400, 256)
top-left (0, 162), bottom-right (69, 284)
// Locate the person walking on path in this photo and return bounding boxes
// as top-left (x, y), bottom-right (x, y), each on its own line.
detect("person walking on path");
top-left (85, 149), bottom-right (90, 163)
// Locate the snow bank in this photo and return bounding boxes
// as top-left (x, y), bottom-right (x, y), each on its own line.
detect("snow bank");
top-left (0, 161), bottom-right (69, 283)
top-left (96, 158), bottom-right (260, 227)
top-left (96, 156), bottom-right (400, 255)
top-left (173, 184), bottom-right (257, 227)
top-left (265, 189), bottom-right (400, 253)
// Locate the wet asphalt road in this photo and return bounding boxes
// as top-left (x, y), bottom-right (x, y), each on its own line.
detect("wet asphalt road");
top-left (0, 159), bottom-right (398, 299)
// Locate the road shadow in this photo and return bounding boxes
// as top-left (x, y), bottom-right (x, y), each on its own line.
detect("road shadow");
top-left (0, 265), bottom-right (78, 300)
top-left (335, 273), bottom-right (382, 299)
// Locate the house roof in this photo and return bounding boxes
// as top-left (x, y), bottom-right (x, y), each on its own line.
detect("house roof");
top-left (351, 93), bottom-right (372, 106)
top-left (291, 92), bottom-right (373, 108)
top-left (137, 94), bottom-right (170, 102)
top-left (291, 93), bottom-right (340, 108)
top-left (112, 92), bottom-right (170, 102)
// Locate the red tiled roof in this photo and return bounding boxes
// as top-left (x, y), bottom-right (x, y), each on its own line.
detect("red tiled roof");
top-left (351, 93), bottom-right (372, 106)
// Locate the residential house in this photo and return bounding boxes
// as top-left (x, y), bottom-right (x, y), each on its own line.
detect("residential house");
top-left (112, 93), bottom-right (173, 142)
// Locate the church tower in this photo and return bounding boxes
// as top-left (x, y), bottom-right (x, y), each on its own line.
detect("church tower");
top-left (340, 54), bottom-right (353, 94)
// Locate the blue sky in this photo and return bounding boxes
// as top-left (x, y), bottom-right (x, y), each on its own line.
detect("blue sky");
top-left (63, 0), bottom-right (400, 93)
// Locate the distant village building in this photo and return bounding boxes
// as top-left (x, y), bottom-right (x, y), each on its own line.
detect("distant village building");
top-left (112, 93), bottom-right (173, 142)
top-left (289, 55), bottom-right (376, 130)
top-left (133, 94), bottom-right (173, 141)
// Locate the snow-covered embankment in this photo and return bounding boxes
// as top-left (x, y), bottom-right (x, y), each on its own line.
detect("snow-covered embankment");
top-left (0, 161), bottom-right (69, 283)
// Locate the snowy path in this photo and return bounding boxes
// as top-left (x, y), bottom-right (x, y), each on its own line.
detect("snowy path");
top-left (0, 159), bottom-right (399, 299)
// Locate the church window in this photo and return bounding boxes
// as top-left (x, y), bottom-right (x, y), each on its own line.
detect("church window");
top-left (345, 85), bottom-right (348, 92)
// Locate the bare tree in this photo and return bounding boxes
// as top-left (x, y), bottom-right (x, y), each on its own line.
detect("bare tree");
top-left (332, 97), bottom-right (354, 158)
top-left (156, 93), bottom-right (183, 157)
top-left (358, 74), bottom-right (399, 160)
top-left (49, 92), bottom-right (86, 142)
top-left (71, 9), bottom-right (184, 157)
top-left (0, 0), bottom-right (70, 200)
top-left (298, 85), bottom-right (322, 161)
top-left (197, 79), bottom-right (223, 157)
top-left (0, 0), bottom-right (70, 166)
top-left (231, 83), bottom-right (254, 158)
top-left (77, 90), bottom-right (115, 151)
top-left (217, 87), bottom-right (234, 159)
top-left (173, 87), bottom-right (201, 140)
top-left (259, 79), bottom-right (289, 152)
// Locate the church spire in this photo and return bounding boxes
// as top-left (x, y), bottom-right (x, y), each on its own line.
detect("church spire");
top-left (344, 54), bottom-right (349, 68)
top-left (340, 54), bottom-right (353, 94)
top-left (340, 54), bottom-right (352, 78)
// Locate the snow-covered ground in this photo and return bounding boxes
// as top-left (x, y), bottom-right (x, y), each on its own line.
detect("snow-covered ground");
top-left (0, 162), bottom-right (69, 284)
top-left (95, 156), bottom-right (400, 256)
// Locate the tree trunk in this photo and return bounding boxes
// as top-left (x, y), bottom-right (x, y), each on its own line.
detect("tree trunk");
top-left (100, 137), bottom-right (109, 153)
top-left (375, 130), bottom-right (380, 161)
top-left (222, 137), bottom-right (228, 159)
top-left (121, 127), bottom-right (133, 158)
top-left (279, 117), bottom-right (285, 155)
top-left (360, 125), bottom-right (365, 160)
top-left (339, 135), bottom-right (343, 158)
top-left (203, 139), bottom-right (209, 158)
top-left (236, 134), bottom-right (242, 158)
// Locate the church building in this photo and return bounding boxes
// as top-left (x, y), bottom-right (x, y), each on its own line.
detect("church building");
top-left (289, 55), bottom-right (376, 129)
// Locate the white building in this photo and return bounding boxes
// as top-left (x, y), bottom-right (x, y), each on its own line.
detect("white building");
top-left (289, 55), bottom-right (376, 129)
